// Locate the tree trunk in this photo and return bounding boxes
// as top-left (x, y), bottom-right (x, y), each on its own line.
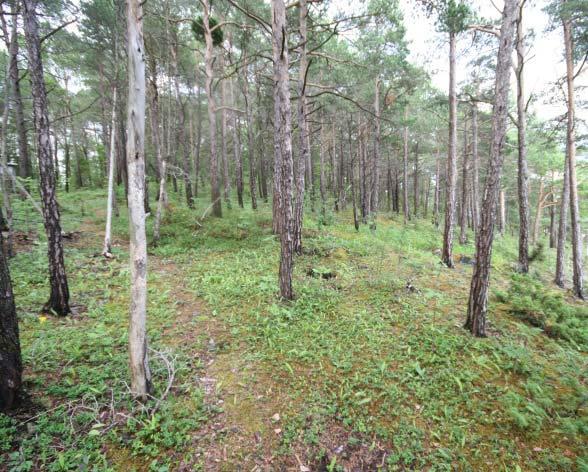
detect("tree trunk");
top-left (372, 78), bottom-right (381, 220)
top-left (272, 0), bottom-right (295, 300)
top-left (0, 242), bottom-right (21, 412)
top-left (413, 143), bottom-right (419, 218)
top-left (555, 134), bottom-right (570, 287)
top-left (465, 0), bottom-right (518, 337)
top-left (230, 77), bottom-right (243, 208)
top-left (126, 0), bottom-right (151, 399)
top-left (1, 54), bottom-right (14, 257)
top-left (402, 108), bottom-right (410, 224)
top-left (471, 100), bottom-right (480, 234)
top-left (563, 13), bottom-right (584, 298)
top-left (23, 0), bottom-right (70, 316)
top-left (549, 172), bottom-right (557, 249)
top-left (499, 189), bottom-right (506, 236)
top-left (4, 5), bottom-right (31, 180)
top-left (293, 0), bottom-right (309, 254)
top-left (102, 88), bottom-right (118, 257)
top-left (433, 150), bottom-right (440, 227)
top-left (203, 0), bottom-right (222, 217)
top-left (242, 62), bottom-right (257, 210)
top-left (220, 53), bottom-right (231, 209)
top-left (516, 4), bottom-right (530, 273)
top-left (442, 31), bottom-right (458, 268)
top-left (459, 116), bottom-right (469, 244)
top-left (532, 179), bottom-right (545, 244)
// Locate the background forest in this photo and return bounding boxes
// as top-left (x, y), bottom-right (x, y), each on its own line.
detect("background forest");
top-left (0, 0), bottom-right (587, 470)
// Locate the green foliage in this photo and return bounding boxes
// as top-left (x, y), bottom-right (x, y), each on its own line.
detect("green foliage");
top-left (496, 273), bottom-right (588, 350)
top-left (191, 15), bottom-right (224, 46)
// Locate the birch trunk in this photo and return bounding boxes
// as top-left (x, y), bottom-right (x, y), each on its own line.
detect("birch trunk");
top-left (126, 0), bottom-right (151, 398)
top-left (102, 88), bottom-right (118, 257)
top-left (272, 0), bottom-right (295, 299)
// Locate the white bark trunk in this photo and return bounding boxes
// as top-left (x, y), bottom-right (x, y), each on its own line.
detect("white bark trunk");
top-left (126, 0), bottom-right (151, 399)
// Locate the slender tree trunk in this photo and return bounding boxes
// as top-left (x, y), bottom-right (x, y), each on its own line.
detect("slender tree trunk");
top-left (465, 0), bottom-right (518, 336)
top-left (533, 179), bottom-right (545, 244)
top-left (242, 63), bottom-right (257, 210)
top-left (563, 13), bottom-right (584, 298)
top-left (126, 0), bottom-right (151, 399)
top-left (319, 118), bottom-right (327, 220)
top-left (203, 0), bottom-right (221, 217)
top-left (442, 31), bottom-right (458, 268)
top-left (229, 77), bottom-right (243, 208)
top-left (294, 0), bottom-right (309, 254)
top-left (459, 117), bottom-right (469, 244)
top-left (433, 150), bottom-right (440, 227)
top-left (372, 78), bottom-right (381, 220)
top-left (402, 109), bottom-right (410, 224)
top-left (272, 0), bottom-right (295, 299)
top-left (1, 58), bottom-right (14, 257)
top-left (471, 100), bottom-right (480, 234)
top-left (549, 172), bottom-right (557, 249)
top-left (102, 88), bottom-right (118, 257)
top-left (413, 143), bottom-right (419, 218)
top-left (23, 0), bottom-right (70, 316)
top-left (516, 3), bottom-right (530, 273)
top-left (4, 6), bottom-right (31, 181)
top-left (555, 136), bottom-right (570, 287)
top-left (153, 161), bottom-right (167, 244)
top-left (194, 84), bottom-right (202, 198)
top-left (220, 53), bottom-right (231, 209)
top-left (499, 189), bottom-right (506, 236)
top-left (0, 241), bottom-right (21, 412)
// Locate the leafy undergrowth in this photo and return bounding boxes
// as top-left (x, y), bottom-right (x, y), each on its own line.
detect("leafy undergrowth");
top-left (1, 189), bottom-right (587, 471)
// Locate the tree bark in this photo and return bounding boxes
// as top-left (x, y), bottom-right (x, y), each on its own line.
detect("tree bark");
top-left (102, 88), bottom-right (118, 257)
top-left (293, 0), bottom-right (309, 254)
top-left (402, 108), bottom-right (410, 224)
top-left (229, 76), bottom-right (243, 208)
top-left (272, 0), bottom-right (295, 300)
top-left (471, 100), bottom-right (480, 234)
top-left (203, 0), bottom-right (222, 217)
top-left (563, 12), bottom-right (584, 298)
top-left (442, 31), bottom-right (458, 268)
top-left (459, 115), bottom-right (469, 244)
top-left (4, 5), bottom-right (31, 180)
top-left (0, 242), bottom-right (21, 412)
top-left (220, 53), bottom-right (231, 209)
top-left (242, 61), bottom-right (257, 210)
top-left (413, 142), bottom-right (419, 218)
top-left (555, 132), bottom-right (570, 287)
top-left (433, 150), bottom-right (441, 227)
top-left (23, 0), bottom-right (70, 316)
top-left (516, 3), bottom-right (530, 273)
top-left (532, 179), bottom-right (545, 244)
top-left (371, 78), bottom-right (381, 220)
top-left (465, 0), bottom-right (518, 337)
top-left (499, 189), bottom-right (506, 236)
top-left (126, 0), bottom-right (151, 399)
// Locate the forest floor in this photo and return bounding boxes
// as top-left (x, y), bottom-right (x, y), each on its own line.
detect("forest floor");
top-left (1, 188), bottom-right (587, 472)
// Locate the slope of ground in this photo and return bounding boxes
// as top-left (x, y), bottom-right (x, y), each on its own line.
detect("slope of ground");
top-left (1, 189), bottom-right (586, 471)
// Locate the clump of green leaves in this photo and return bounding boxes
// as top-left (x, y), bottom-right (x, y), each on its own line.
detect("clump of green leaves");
top-left (496, 274), bottom-right (588, 349)
top-left (191, 15), bottom-right (223, 46)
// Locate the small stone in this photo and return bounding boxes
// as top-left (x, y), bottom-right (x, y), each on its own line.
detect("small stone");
top-left (271, 413), bottom-right (280, 422)
top-left (300, 467), bottom-right (310, 472)
top-left (274, 428), bottom-right (282, 434)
